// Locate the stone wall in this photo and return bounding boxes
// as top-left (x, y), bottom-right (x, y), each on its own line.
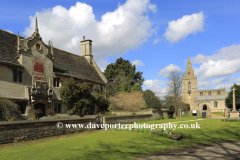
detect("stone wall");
top-left (111, 109), bottom-right (153, 116)
top-left (0, 117), bottom-right (96, 144)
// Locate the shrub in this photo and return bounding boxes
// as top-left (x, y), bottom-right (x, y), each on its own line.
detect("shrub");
top-left (143, 89), bottom-right (161, 109)
top-left (54, 116), bottom-right (61, 119)
top-left (60, 78), bottom-right (94, 117)
top-left (104, 111), bottom-right (117, 116)
top-left (131, 112), bottom-right (136, 115)
top-left (8, 117), bottom-right (17, 121)
top-left (47, 109), bottom-right (55, 116)
top-left (0, 96), bottom-right (25, 121)
top-left (108, 91), bottom-right (146, 111)
top-left (31, 116), bottom-right (38, 120)
top-left (34, 109), bottom-right (43, 119)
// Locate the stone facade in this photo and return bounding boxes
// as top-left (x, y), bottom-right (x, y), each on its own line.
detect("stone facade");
top-left (182, 57), bottom-right (228, 113)
top-left (0, 18), bottom-right (108, 118)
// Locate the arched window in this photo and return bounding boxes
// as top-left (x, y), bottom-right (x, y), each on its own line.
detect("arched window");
top-left (214, 101), bottom-right (218, 107)
top-left (217, 91), bottom-right (220, 95)
top-left (200, 92), bottom-right (203, 96)
top-left (208, 92), bottom-right (211, 96)
top-left (188, 72), bottom-right (190, 75)
top-left (188, 82), bottom-right (191, 89)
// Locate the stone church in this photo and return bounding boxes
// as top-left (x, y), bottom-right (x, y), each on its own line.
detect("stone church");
top-left (0, 18), bottom-right (107, 118)
top-left (181, 57), bottom-right (228, 114)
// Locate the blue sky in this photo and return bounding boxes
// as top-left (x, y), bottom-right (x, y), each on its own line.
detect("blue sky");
top-left (1, 0), bottom-right (240, 97)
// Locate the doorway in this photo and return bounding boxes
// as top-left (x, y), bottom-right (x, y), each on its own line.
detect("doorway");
top-left (35, 103), bottom-right (45, 118)
top-left (203, 105), bottom-right (207, 110)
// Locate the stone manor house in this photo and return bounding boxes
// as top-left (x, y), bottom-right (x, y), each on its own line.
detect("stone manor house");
top-left (0, 18), bottom-right (107, 118)
top-left (181, 57), bottom-right (228, 113)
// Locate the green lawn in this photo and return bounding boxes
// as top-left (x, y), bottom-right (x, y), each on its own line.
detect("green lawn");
top-left (139, 116), bottom-right (203, 124)
top-left (211, 112), bottom-right (224, 116)
top-left (0, 119), bottom-right (240, 160)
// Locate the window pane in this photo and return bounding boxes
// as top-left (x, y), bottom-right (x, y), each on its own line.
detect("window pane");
top-left (53, 78), bottom-right (56, 87)
top-left (54, 103), bottom-right (57, 113)
top-left (19, 72), bottom-right (22, 82)
top-left (57, 79), bottom-right (59, 87)
top-left (13, 71), bottom-right (17, 82)
top-left (58, 103), bottom-right (61, 113)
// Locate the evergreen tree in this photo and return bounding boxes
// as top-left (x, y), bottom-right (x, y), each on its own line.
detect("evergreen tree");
top-left (225, 83), bottom-right (240, 109)
top-left (142, 89), bottom-right (161, 109)
top-left (103, 57), bottom-right (144, 95)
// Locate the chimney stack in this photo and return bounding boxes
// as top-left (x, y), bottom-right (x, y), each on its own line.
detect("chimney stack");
top-left (81, 36), bottom-right (93, 65)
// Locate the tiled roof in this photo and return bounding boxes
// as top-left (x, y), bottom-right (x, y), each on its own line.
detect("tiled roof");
top-left (0, 29), bottom-right (22, 66)
top-left (0, 29), bottom-right (105, 84)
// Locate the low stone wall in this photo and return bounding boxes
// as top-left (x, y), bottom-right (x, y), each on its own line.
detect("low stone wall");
top-left (103, 114), bottom-right (154, 125)
top-left (0, 117), bottom-right (96, 144)
top-left (111, 109), bottom-right (153, 116)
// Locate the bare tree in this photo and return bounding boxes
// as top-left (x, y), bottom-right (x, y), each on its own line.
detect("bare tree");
top-left (167, 70), bottom-right (183, 111)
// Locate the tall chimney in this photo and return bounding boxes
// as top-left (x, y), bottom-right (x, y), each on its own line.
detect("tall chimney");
top-left (81, 36), bottom-right (93, 65)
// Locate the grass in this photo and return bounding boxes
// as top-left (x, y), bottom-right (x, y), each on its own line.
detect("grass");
top-left (138, 116), bottom-right (203, 124)
top-left (211, 112), bottom-right (224, 117)
top-left (1, 119), bottom-right (239, 160)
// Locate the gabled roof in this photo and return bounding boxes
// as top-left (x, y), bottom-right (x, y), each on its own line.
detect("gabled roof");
top-left (0, 29), bottom-right (105, 84)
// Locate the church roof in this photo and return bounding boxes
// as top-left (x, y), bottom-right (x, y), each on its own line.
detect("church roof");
top-left (0, 29), bottom-right (105, 84)
top-left (194, 95), bottom-right (227, 100)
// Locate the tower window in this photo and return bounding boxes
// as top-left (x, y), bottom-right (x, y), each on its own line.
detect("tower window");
top-left (214, 101), bottom-right (218, 107)
top-left (188, 82), bottom-right (191, 89)
top-left (188, 72), bottom-right (190, 75)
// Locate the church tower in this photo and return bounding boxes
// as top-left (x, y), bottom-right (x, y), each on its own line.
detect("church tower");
top-left (182, 57), bottom-right (197, 110)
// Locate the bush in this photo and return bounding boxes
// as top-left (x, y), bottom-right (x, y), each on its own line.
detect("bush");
top-left (0, 96), bottom-right (25, 121)
top-left (143, 89), bottom-right (161, 109)
top-left (131, 112), bottom-right (136, 115)
top-left (60, 78), bottom-right (94, 117)
top-left (54, 116), bottom-right (61, 119)
top-left (31, 116), bottom-right (38, 120)
top-left (108, 91), bottom-right (146, 111)
top-left (47, 109), bottom-right (55, 116)
top-left (104, 111), bottom-right (117, 116)
top-left (8, 117), bottom-right (17, 121)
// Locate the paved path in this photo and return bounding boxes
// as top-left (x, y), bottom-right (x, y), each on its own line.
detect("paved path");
top-left (136, 141), bottom-right (240, 160)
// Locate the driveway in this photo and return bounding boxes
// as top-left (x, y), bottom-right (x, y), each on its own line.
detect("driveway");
top-left (136, 141), bottom-right (240, 160)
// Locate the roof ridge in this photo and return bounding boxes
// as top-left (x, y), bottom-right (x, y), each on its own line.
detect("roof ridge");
top-left (0, 29), bottom-right (25, 39)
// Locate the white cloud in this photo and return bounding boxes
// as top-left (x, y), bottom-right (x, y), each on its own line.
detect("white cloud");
top-left (192, 44), bottom-right (240, 64)
top-left (132, 60), bottom-right (145, 67)
top-left (197, 77), bottom-right (235, 90)
top-left (158, 64), bottom-right (181, 77)
top-left (152, 38), bottom-right (161, 44)
top-left (143, 79), bottom-right (167, 97)
top-left (23, 0), bottom-right (157, 70)
top-left (164, 11), bottom-right (205, 43)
